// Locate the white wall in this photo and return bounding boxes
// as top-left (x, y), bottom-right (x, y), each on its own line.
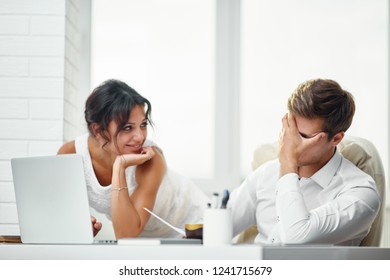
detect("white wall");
top-left (0, 0), bottom-right (90, 235)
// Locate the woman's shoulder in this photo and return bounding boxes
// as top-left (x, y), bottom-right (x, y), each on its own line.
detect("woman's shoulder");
top-left (57, 134), bottom-right (89, 155)
top-left (57, 140), bottom-right (76, 154)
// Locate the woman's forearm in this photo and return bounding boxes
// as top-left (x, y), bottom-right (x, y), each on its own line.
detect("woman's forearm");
top-left (111, 156), bottom-right (143, 238)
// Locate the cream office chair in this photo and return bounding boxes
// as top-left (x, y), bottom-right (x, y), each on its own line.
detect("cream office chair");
top-left (236, 136), bottom-right (386, 246)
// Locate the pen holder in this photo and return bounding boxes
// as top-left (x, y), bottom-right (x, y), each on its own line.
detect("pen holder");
top-left (203, 208), bottom-right (232, 246)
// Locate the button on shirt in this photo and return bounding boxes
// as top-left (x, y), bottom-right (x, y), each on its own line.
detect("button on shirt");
top-left (229, 151), bottom-right (380, 245)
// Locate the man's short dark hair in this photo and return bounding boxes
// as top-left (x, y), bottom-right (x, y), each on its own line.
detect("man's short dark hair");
top-left (287, 79), bottom-right (355, 139)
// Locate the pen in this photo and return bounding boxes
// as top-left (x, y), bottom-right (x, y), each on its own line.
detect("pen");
top-left (211, 192), bottom-right (219, 208)
top-left (221, 189), bottom-right (230, 209)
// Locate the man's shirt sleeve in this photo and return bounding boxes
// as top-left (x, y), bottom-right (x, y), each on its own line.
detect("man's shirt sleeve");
top-left (275, 173), bottom-right (380, 244)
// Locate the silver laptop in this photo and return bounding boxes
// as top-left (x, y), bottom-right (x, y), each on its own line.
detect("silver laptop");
top-left (11, 154), bottom-right (95, 244)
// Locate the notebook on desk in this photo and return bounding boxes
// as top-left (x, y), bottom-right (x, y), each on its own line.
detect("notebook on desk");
top-left (11, 154), bottom-right (102, 244)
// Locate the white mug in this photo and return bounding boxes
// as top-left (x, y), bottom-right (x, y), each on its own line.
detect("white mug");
top-left (203, 208), bottom-right (233, 246)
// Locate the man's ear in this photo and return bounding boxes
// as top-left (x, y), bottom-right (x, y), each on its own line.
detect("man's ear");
top-left (332, 131), bottom-right (345, 146)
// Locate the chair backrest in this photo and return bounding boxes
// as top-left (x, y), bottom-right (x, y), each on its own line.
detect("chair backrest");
top-left (251, 135), bottom-right (386, 246)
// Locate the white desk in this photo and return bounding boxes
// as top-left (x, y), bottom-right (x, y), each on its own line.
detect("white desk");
top-left (1, 244), bottom-right (389, 260)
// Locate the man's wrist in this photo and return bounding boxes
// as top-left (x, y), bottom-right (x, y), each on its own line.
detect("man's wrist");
top-left (279, 163), bottom-right (298, 177)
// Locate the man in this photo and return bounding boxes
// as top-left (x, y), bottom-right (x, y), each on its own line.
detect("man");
top-left (229, 79), bottom-right (380, 245)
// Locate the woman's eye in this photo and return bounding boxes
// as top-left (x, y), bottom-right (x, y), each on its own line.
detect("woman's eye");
top-left (141, 122), bottom-right (148, 128)
top-left (123, 125), bottom-right (132, 131)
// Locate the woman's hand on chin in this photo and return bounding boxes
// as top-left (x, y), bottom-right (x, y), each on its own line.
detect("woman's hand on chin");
top-left (117, 146), bottom-right (156, 167)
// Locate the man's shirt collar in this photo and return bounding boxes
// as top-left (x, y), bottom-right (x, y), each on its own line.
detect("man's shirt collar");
top-left (310, 149), bottom-right (342, 189)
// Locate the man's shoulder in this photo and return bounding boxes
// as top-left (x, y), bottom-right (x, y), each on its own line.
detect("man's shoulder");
top-left (338, 155), bottom-right (377, 189)
top-left (249, 158), bottom-right (280, 185)
top-left (252, 158), bottom-right (279, 173)
top-left (340, 155), bottom-right (372, 175)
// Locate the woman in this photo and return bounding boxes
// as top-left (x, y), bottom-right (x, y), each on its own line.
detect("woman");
top-left (58, 79), bottom-right (208, 239)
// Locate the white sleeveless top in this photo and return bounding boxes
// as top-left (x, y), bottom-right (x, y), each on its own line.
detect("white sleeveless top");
top-left (75, 133), bottom-right (208, 237)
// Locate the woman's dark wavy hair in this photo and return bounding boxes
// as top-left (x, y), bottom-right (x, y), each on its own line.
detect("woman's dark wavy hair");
top-left (85, 79), bottom-right (152, 146)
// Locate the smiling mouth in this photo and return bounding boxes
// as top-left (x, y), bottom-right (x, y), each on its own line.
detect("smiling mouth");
top-left (126, 144), bottom-right (142, 152)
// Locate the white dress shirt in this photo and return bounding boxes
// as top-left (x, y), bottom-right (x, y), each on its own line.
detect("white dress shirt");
top-left (229, 150), bottom-right (380, 245)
